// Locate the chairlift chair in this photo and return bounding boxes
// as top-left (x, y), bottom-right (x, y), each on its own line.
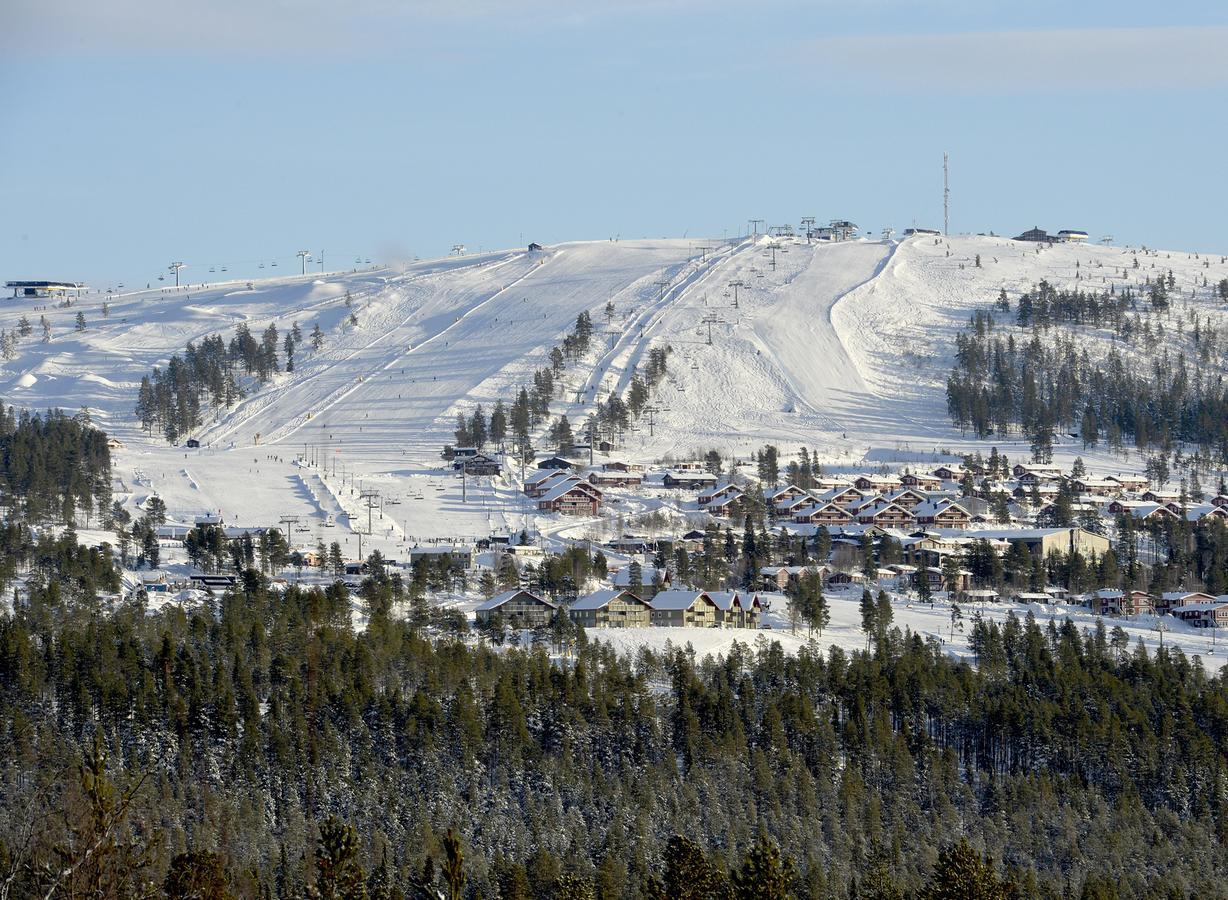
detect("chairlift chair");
top-left (271, 260), bottom-right (278, 266)
top-left (221, 266), bottom-right (228, 272)
top-left (209, 267), bottom-right (216, 273)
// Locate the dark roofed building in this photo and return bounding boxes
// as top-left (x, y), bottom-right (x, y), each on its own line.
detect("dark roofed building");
top-left (7, 280), bottom-right (86, 298)
top-left (1014, 227), bottom-right (1050, 242)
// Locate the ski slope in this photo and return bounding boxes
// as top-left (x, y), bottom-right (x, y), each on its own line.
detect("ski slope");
top-left (4, 232), bottom-right (1228, 554)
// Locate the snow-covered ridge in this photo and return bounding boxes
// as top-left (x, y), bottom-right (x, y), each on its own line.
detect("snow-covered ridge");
top-left (4, 233), bottom-right (1227, 559)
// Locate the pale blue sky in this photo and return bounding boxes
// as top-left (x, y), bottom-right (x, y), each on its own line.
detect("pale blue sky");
top-left (2, 1), bottom-right (1226, 286)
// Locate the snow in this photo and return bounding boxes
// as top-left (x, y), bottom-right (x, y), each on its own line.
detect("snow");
top-left (4, 233), bottom-right (1228, 665)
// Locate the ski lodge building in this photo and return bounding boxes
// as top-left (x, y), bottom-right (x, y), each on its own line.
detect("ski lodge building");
top-left (7, 280), bottom-right (87, 299)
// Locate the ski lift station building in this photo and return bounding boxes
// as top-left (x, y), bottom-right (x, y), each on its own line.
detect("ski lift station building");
top-left (6, 280), bottom-right (87, 299)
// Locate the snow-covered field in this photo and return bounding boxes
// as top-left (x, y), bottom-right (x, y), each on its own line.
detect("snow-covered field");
top-left (4, 231), bottom-right (1228, 586)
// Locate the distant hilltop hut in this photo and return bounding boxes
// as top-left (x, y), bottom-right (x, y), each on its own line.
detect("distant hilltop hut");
top-left (1014, 227), bottom-right (1089, 244)
top-left (815, 220), bottom-right (858, 242)
top-left (903, 227), bottom-right (941, 236)
top-left (527, 242), bottom-right (544, 251)
top-left (1057, 229), bottom-right (1088, 242)
top-left (6, 280), bottom-right (86, 299)
top-left (1014, 227), bottom-right (1050, 243)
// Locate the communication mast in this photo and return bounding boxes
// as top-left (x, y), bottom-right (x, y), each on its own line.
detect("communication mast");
top-left (943, 152), bottom-right (950, 236)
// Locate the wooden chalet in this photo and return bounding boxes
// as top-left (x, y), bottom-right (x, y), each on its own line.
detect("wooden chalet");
top-left (793, 502), bottom-right (852, 527)
top-left (1070, 477), bottom-right (1121, 497)
top-left (524, 471), bottom-right (578, 498)
top-left (537, 456), bottom-right (581, 471)
top-left (855, 502), bottom-right (916, 529)
top-left (649, 590), bottom-right (719, 627)
top-left (884, 488), bottom-right (929, 509)
top-left (568, 590), bottom-right (651, 628)
top-left (475, 589), bottom-right (558, 628)
top-left (1091, 589), bottom-right (1154, 617)
top-left (662, 471), bottom-right (718, 490)
top-left (602, 461), bottom-right (644, 473)
top-left (455, 452), bottom-right (501, 475)
top-left (1171, 599), bottom-right (1228, 629)
top-left (900, 471), bottom-right (942, 490)
top-left (913, 500), bottom-right (972, 529)
top-left (537, 481), bottom-right (602, 516)
top-left (1158, 591), bottom-right (1217, 615)
top-left (588, 469), bottom-right (644, 488)
top-left (854, 474), bottom-right (902, 492)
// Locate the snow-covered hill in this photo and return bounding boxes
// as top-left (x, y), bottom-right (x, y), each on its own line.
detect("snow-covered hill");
top-left (4, 233), bottom-right (1227, 554)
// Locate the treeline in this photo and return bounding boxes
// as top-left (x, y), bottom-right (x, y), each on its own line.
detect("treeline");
top-left (449, 311), bottom-right (670, 459)
top-left (0, 403), bottom-right (111, 524)
top-left (136, 320), bottom-right (321, 443)
top-left (3, 565), bottom-right (1228, 896)
top-left (946, 289), bottom-right (1228, 459)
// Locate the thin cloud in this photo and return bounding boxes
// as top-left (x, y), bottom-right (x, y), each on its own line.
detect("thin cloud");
top-left (1, 0), bottom-right (809, 55)
top-left (804, 26), bottom-right (1228, 91)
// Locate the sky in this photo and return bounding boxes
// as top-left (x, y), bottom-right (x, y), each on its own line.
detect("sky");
top-left (2, 1), bottom-right (1226, 287)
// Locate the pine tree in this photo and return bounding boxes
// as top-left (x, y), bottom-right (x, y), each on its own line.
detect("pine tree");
top-left (313, 817), bottom-right (366, 900)
top-left (731, 835), bottom-right (794, 900)
top-left (75, 311), bottom-right (86, 331)
top-left (442, 829), bottom-right (465, 900)
top-left (662, 835), bottom-right (726, 900)
top-left (860, 589), bottom-right (877, 646)
top-left (919, 839), bottom-right (1011, 900)
top-left (312, 324), bottom-right (325, 350)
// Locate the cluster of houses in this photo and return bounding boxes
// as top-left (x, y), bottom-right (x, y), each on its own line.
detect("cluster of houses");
top-left (517, 456), bottom-right (724, 516)
top-left (696, 463), bottom-right (1228, 535)
top-left (1085, 589), bottom-right (1228, 625)
top-left (473, 586), bottom-right (764, 630)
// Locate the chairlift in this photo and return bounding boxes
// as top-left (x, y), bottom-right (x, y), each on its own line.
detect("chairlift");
top-left (221, 266), bottom-right (228, 272)
top-left (158, 274), bottom-right (165, 281)
top-left (271, 260), bottom-right (278, 266)
top-left (209, 267), bottom-right (216, 273)
top-left (258, 262), bottom-right (265, 269)
top-left (365, 258), bottom-right (371, 264)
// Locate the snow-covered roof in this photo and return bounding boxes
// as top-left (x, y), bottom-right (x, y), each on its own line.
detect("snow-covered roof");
top-left (475, 589), bottom-right (557, 612)
top-left (1172, 599), bottom-right (1228, 613)
top-left (571, 589), bottom-right (646, 611)
top-left (538, 480), bottom-right (600, 503)
top-left (649, 590), bottom-right (712, 610)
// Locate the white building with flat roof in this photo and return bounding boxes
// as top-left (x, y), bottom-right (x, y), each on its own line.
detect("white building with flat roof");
top-left (6, 280), bottom-right (86, 299)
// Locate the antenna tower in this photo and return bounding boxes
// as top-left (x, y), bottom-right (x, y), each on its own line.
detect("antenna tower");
top-left (943, 152), bottom-right (950, 236)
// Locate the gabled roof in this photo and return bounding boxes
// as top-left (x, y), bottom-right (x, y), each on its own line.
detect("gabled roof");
top-left (706, 591), bottom-right (740, 611)
top-left (539, 480), bottom-right (601, 503)
top-left (476, 589), bottom-right (557, 612)
top-left (1172, 599), bottom-right (1228, 613)
top-left (571, 589), bottom-right (648, 611)
top-left (649, 590), bottom-right (713, 610)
